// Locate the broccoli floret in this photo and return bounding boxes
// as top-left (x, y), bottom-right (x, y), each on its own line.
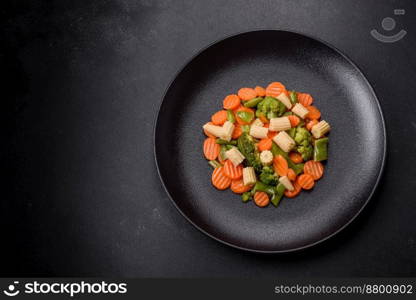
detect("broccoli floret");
top-left (259, 166), bottom-right (278, 186)
top-left (294, 127), bottom-right (313, 160)
top-left (256, 96), bottom-right (286, 120)
top-left (237, 133), bottom-right (262, 172)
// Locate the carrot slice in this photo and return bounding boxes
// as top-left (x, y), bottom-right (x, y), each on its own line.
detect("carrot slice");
top-left (223, 94), bottom-right (241, 110)
top-left (254, 86), bottom-right (266, 97)
top-left (212, 167), bottom-right (231, 190)
top-left (257, 138), bottom-right (272, 151)
top-left (203, 121), bottom-right (216, 138)
top-left (254, 191), bottom-right (270, 207)
top-left (306, 106), bottom-right (321, 120)
top-left (303, 160), bottom-right (324, 180)
top-left (287, 168), bottom-right (297, 181)
top-left (306, 119), bottom-right (318, 131)
top-left (203, 138), bottom-right (220, 160)
top-left (284, 181), bottom-right (301, 198)
top-left (223, 160), bottom-right (243, 179)
top-left (238, 87), bottom-right (257, 101)
top-left (235, 106), bottom-right (254, 125)
top-left (231, 179), bottom-right (252, 194)
top-left (273, 155), bottom-right (288, 176)
top-left (288, 115), bottom-right (300, 127)
top-left (211, 110), bottom-right (228, 125)
top-left (297, 174), bottom-right (315, 190)
top-left (265, 82), bottom-right (286, 98)
top-left (297, 93), bottom-right (313, 106)
top-left (289, 152), bottom-right (303, 164)
top-left (232, 123), bottom-right (243, 139)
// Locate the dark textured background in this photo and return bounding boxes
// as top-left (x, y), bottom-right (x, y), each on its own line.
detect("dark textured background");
top-left (4, 0), bottom-right (416, 276)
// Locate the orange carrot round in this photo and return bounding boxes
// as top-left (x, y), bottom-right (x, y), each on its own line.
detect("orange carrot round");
top-left (238, 87), bottom-right (257, 101)
top-left (257, 138), bottom-right (272, 151)
top-left (232, 123), bottom-right (243, 139)
top-left (211, 110), bottom-right (228, 125)
top-left (254, 86), bottom-right (266, 97)
top-left (223, 94), bottom-right (241, 110)
top-left (297, 174), bottom-right (315, 190)
top-left (289, 152), bottom-right (303, 164)
top-left (273, 155), bottom-right (288, 176)
top-left (297, 93), bottom-right (313, 106)
top-left (235, 106), bottom-right (254, 125)
top-left (203, 138), bottom-right (220, 160)
top-left (265, 82), bottom-right (286, 98)
top-left (284, 181), bottom-right (301, 198)
top-left (212, 167), bottom-right (231, 190)
top-left (306, 119), bottom-right (318, 131)
top-left (288, 115), bottom-right (300, 127)
top-left (203, 121), bottom-right (216, 138)
top-left (303, 160), bottom-right (324, 180)
top-left (287, 168), bottom-right (297, 181)
top-left (306, 106), bottom-right (321, 120)
top-left (254, 192), bottom-right (270, 207)
top-left (223, 160), bottom-right (243, 179)
top-left (231, 179), bottom-right (252, 194)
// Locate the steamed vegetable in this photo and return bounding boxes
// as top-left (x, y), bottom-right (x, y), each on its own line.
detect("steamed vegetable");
top-left (226, 109), bottom-right (236, 123)
top-left (259, 166), bottom-right (278, 185)
top-left (237, 133), bottom-right (262, 172)
top-left (289, 91), bottom-right (298, 104)
top-left (256, 96), bottom-right (286, 120)
top-left (314, 137), bottom-right (328, 161)
top-left (243, 97), bottom-right (263, 108)
top-left (294, 127), bottom-right (313, 161)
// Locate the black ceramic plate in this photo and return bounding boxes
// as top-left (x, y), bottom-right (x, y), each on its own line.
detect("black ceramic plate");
top-left (154, 30), bottom-right (386, 253)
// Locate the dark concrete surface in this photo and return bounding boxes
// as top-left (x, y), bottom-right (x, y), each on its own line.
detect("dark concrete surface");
top-left (4, 0), bottom-right (416, 276)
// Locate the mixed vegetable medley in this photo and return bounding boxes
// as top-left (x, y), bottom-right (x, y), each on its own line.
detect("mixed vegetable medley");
top-left (202, 82), bottom-right (331, 207)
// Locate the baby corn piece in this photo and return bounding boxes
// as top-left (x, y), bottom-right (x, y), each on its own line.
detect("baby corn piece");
top-left (291, 103), bottom-right (309, 119)
top-left (220, 121), bottom-right (235, 141)
top-left (251, 118), bottom-right (264, 127)
top-left (202, 123), bottom-right (225, 138)
top-left (243, 167), bottom-right (256, 186)
top-left (260, 150), bottom-right (273, 165)
top-left (311, 120), bottom-right (331, 139)
top-left (272, 131), bottom-right (295, 152)
top-left (249, 125), bottom-right (268, 139)
top-left (225, 147), bottom-right (245, 166)
top-left (269, 117), bottom-right (291, 131)
top-left (279, 176), bottom-right (294, 191)
top-left (276, 92), bottom-right (292, 109)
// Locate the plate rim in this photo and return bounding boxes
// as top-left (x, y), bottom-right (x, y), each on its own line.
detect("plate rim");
top-left (153, 29), bottom-right (387, 253)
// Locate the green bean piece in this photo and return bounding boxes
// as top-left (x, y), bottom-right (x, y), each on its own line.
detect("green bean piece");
top-left (283, 111), bottom-right (293, 116)
top-left (289, 91), bottom-right (298, 104)
top-left (216, 139), bottom-right (237, 146)
top-left (219, 145), bottom-right (227, 161)
top-left (250, 181), bottom-right (276, 196)
top-left (236, 111), bottom-right (254, 123)
top-left (271, 183), bottom-right (286, 207)
top-left (243, 97), bottom-right (263, 108)
top-left (208, 160), bottom-right (221, 169)
top-left (241, 192), bottom-right (252, 202)
top-left (288, 127), bottom-right (296, 138)
top-left (314, 137), bottom-right (329, 161)
top-left (227, 109), bottom-right (236, 123)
